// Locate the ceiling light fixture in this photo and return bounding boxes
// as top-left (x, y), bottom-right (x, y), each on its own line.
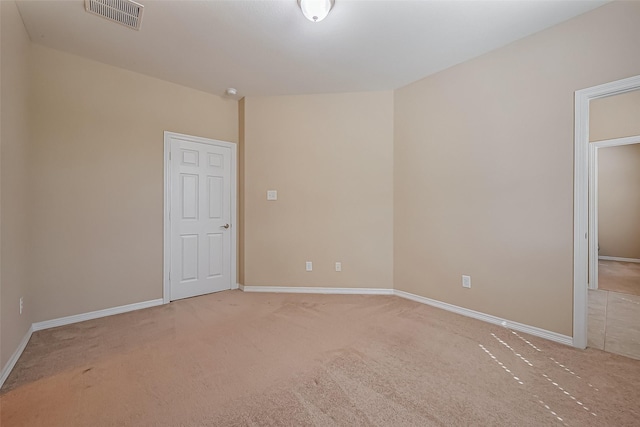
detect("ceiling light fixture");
top-left (298, 0), bottom-right (335, 23)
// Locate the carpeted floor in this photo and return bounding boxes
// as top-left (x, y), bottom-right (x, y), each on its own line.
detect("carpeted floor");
top-left (1, 291), bottom-right (639, 426)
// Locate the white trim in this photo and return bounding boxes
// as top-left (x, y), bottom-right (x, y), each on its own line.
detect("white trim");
top-left (0, 285), bottom-right (574, 388)
top-left (574, 74), bottom-right (640, 349)
top-left (163, 131), bottom-right (238, 304)
top-left (590, 134), bottom-right (640, 148)
top-left (0, 298), bottom-right (164, 389)
top-left (241, 286), bottom-right (394, 295)
top-left (240, 286), bottom-right (571, 346)
top-left (0, 326), bottom-right (33, 389)
top-left (164, 133), bottom-right (171, 304)
top-left (32, 299), bottom-right (164, 331)
top-left (598, 256), bottom-right (640, 263)
top-left (394, 290), bottom-right (572, 346)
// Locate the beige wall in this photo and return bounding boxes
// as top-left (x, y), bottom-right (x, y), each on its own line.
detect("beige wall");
top-left (394, 1), bottom-right (640, 336)
top-left (1, 0), bottom-right (3, 372)
top-left (29, 44), bottom-right (238, 322)
top-left (1, 0), bottom-right (33, 368)
top-left (238, 98), bottom-right (245, 285)
top-left (590, 89), bottom-right (640, 142)
top-left (243, 92), bottom-right (393, 288)
top-left (598, 144), bottom-right (640, 260)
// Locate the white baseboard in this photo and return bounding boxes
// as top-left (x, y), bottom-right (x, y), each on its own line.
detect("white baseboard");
top-left (598, 256), bottom-right (640, 264)
top-left (241, 286), bottom-right (394, 295)
top-left (237, 284), bottom-right (245, 291)
top-left (0, 326), bottom-right (34, 389)
top-left (394, 290), bottom-right (573, 346)
top-left (1, 298), bottom-right (164, 389)
top-left (2, 288), bottom-right (572, 390)
top-left (32, 299), bottom-right (164, 331)
top-left (240, 286), bottom-right (571, 346)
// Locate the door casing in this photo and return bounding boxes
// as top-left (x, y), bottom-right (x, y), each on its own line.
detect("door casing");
top-left (573, 74), bottom-right (640, 348)
top-left (163, 131), bottom-right (238, 304)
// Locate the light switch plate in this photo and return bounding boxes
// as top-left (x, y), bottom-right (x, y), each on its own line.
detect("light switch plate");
top-left (267, 190), bottom-right (277, 201)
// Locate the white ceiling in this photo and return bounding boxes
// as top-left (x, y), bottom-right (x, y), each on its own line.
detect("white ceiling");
top-left (16, 0), bottom-right (608, 98)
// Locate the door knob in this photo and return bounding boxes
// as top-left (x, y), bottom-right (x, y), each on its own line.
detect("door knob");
top-left (221, 223), bottom-right (230, 229)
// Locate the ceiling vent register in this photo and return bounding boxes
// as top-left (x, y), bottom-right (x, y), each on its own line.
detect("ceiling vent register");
top-left (85, 0), bottom-right (144, 30)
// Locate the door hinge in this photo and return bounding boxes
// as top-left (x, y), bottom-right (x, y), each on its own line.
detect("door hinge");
top-left (169, 271), bottom-right (171, 281)
top-left (169, 151), bottom-right (172, 160)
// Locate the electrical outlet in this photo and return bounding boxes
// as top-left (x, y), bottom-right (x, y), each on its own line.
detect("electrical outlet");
top-left (20, 297), bottom-right (23, 315)
top-left (335, 262), bottom-right (342, 272)
top-left (267, 190), bottom-right (278, 201)
top-left (462, 275), bottom-right (471, 288)
top-left (306, 261), bottom-right (313, 272)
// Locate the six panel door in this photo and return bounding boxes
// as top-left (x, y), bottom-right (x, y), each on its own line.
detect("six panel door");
top-left (170, 137), bottom-right (231, 300)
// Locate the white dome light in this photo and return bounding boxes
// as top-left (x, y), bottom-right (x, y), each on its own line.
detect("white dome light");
top-left (298, 0), bottom-right (335, 23)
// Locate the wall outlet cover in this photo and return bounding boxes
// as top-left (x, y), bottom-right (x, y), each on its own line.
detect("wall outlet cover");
top-left (462, 275), bottom-right (471, 288)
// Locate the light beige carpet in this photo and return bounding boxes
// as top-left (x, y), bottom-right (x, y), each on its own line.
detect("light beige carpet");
top-left (1, 291), bottom-right (639, 426)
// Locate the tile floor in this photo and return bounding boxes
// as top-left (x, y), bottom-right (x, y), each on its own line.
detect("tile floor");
top-left (588, 289), bottom-right (640, 360)
top-left (598, 260), bottom-right (640, 296)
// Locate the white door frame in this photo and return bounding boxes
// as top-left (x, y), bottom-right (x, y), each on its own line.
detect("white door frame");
top-left (573, 74), bottom-right (640, 348)
top-left (588, 135), bottom-right (640, 292)
top-left (163, 131), bottom-right (238, 304)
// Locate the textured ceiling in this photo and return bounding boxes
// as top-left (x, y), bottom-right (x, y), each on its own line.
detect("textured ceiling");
top-left (16, 0), bottom-right (608, 98)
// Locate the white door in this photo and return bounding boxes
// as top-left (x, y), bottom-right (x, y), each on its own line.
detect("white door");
top-left (169, 135), bottom-right (232, 300)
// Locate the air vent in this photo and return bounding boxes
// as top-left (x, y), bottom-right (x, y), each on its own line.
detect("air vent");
top-left (85, 0), bottom-right (144, 31)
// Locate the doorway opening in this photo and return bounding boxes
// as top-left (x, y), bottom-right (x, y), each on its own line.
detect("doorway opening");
top-left (573, 74), bottom-right (640, 349)
top-left (589, 136), bottom-right (640, 295)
